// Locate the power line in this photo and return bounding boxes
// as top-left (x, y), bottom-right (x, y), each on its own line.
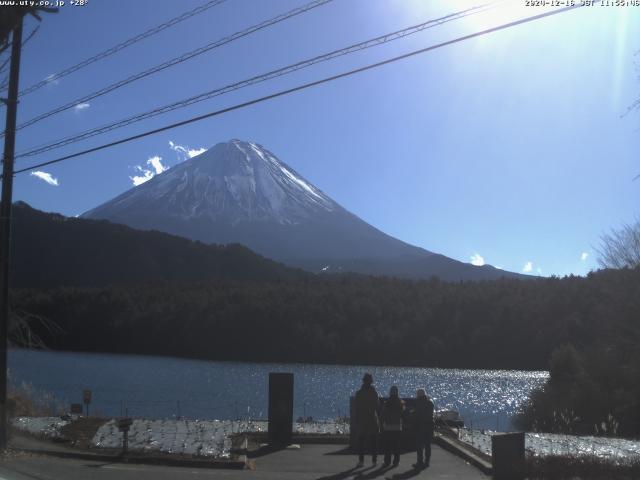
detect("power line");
top-left (0, 25), bottom-right (40, 73)
top-left (8, 0), bottom-right (335, 135)
top-left (0, 25), bottom-right (39, 90)
top-left (15, 3), bottom-right (493, 159)
top-left (4, 0), bottom-right (228, 98)
top-left (21, 24), bottom-right (40, 48)
top-left (13, 4), bottom-right (582, 176)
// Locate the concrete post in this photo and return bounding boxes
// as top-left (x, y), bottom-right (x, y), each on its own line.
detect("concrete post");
top-left (268, 372), bottom-right (293, 446)
top-left (491, 432), bottom-right (525, 480)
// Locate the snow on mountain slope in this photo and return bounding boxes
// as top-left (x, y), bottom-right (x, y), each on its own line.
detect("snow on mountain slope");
top-left (92, 140), bottom-right (335, 225)
top-left (83, 139), bottom-right (519, 281)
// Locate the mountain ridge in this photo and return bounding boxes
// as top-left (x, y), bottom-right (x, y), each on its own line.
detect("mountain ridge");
top-left (83, 139), bottom-right (524, 281)
top-left (10, 201), bottom-right (305, 288)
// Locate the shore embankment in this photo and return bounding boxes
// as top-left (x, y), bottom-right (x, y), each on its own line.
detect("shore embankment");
top-left (13, 416), bottom-right (640, 463)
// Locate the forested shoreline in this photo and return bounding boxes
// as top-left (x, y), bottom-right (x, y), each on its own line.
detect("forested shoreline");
top-left (10, 266), bottom-right (640, 435)
top-left (11, 267), bottom-right (639, 370)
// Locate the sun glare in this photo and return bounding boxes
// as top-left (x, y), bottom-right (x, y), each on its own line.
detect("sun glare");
top-left (400, 0), bottom-right (562, 32)
top-left (455, 0), bottom-right (565, 30)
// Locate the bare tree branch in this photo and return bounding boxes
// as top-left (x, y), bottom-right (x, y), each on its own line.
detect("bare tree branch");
top-left (596, 219), bottom-right (640, 269)
top-left (8, 309), bottom-right (63, 349)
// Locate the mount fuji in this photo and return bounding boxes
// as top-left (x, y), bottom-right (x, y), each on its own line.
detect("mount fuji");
top-left (83, 139), bottom-right (520, 281)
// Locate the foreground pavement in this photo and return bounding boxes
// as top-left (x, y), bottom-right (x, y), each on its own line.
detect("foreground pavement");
top-left (0, 443), bottom-right (487, 480)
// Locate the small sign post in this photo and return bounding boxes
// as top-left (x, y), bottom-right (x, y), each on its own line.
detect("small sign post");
top-left (118, 418), bottom-right (133, 455)
top-left (83, 389), bottom-right (92, 417)
top-left (70, 403), bottom-right (83, 415)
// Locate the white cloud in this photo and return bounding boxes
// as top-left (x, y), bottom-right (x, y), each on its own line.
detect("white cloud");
top-left (44, 73), bottom-right (60, 87)
top-left (169, 140), bottom-right (206, 162)
top-left (190, 147), bottom-right (206, 157)
top-left (470, 253), bottom-right (485, 266)
top-left (30, 171), bottom-right (59, 186)
top-left (147, 155), bottom-right (167, 175)
top-left (129, 156), bottom-right (168, 186)
top-left (128, 142), bottom-right (203, 187)
top-left (130, 166), bottom-right (154, 186)
top-left (580, 252), bottom-right (589, 261)
top-left (74, 102), bottom-right (90, 111)
top-left (536, 268), bottom-right (543, 275)
top-left (523, 261), bottom-right (533, 273)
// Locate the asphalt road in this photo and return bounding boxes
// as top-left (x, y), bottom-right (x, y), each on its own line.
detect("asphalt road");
top-left (0, 444), bottom-right (488, 480)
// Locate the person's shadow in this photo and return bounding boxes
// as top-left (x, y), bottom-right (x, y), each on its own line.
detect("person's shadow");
top-left (384, 465), bottom-right (423, 479)
top-left (354, 464), bottom-right (395, 479)
top-left (315, 464), bottom-right (394, 480)
top-left (315, 465), bottom-right (372, 480)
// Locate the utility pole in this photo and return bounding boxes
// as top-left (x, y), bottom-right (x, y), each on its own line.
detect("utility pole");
top-left (0, 6), bottom-right (57, 449)
top-left (0, 11), bottom-right (23, 450)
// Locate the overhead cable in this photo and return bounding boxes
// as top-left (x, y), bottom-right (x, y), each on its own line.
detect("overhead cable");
top-left (9, 0), bottom-right (335, 134)
top-left (13, 4), bottom-right (582, 176)
top-left (6, 0), bottom-right (228, 97)
top-left (15, 2), bottom-right (493, 159)
top-left (0, 25), bottom-right (40, 90)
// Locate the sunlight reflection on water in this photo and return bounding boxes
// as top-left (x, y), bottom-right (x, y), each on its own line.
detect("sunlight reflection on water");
top-left (9, 350), bottom-right (548, 431)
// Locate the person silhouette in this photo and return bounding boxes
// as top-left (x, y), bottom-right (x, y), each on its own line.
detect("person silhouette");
top-left (354, 373), bottom-right (379, 467)
top-left (413, 388), bottom-right (434, 468)
top-left (381, 385), bottom-right (404, 467)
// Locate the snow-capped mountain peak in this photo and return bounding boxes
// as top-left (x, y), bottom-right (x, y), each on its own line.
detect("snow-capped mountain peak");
top-left (86, 139), bottom-right (336, 226)
top-left (83, 139), bottom-right (521, 280)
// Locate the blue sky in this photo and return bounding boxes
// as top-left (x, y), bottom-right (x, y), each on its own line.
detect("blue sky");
top-left (9, 0), bottom-right (640, 276)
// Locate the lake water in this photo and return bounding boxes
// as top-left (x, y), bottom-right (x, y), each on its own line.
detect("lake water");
top-left (8, 349), bottom-right (548, 431)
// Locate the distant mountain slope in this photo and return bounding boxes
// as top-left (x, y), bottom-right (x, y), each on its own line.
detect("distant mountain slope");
top-left (10, 202), bottom-right (304, 288)
top-left (83, 140), bottom-right (432, 260)
top-left (83, 139), bottom-right (523, 281)
top-left (296, 254), bottom-right (519, 282)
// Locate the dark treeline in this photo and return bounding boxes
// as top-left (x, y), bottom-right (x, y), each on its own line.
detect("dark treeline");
top-left (516, 335), bottom-right (640, 437)
top-left (10, 202), bottom-right (306, 288)
top-left (12, 267), bottom-right (640, 372)
top-left (516, 341), bottom-right (640, 437)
